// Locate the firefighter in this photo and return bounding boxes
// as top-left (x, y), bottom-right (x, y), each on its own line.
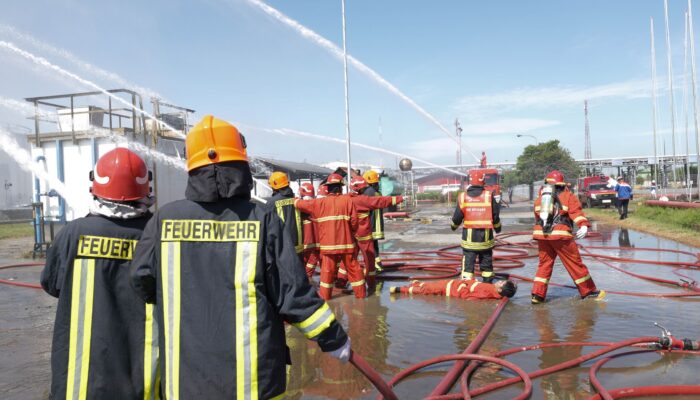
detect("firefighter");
top-left (41, 148), bottom-right (159, 400)
top-left (451, 170), bottom-right (501, 283)
top-left (267, 171), bottom-right (304, 256)
top-left (614, 176), bottom-right (633, 220)
top-left (299, 182), bottom-right (320, 279)
top-left (343, 176), bottom-right (403, 291)
top-left (130, 115), bottom-right (350, 399)
top-left (295, 173), bottom-right (365, 300)
top-left (531, 170), bottom-right (606, 304)
top-left (361, 170), bottom-right (386, 273)
top-left (388, 278), bottom-right (516, 299)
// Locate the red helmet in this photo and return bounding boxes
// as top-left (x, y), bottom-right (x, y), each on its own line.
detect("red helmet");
top-left (317, 184), bottom-right (329, 197)
top-left (545, 170), bottom-right (565, 185)
top-left (469, 170), bottom-right (485, 185)
top-left (349, 176), bottom-right (368, 193)
top-left (325, 173), bottom-right (344, 186)
top-left (90, 148), bottom-right (151, 201)
top-left (299, 182), bottom-right (315, 197)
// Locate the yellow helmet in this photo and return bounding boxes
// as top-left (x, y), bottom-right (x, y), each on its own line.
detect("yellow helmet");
top-left (363, 170), bottom-right (380, 184)
top-left (268, 171), bottom-right (290, 190)
top-left (186, 115), bottom-right (247, 171)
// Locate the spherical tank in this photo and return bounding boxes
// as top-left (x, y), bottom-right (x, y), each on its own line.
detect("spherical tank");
top-left (399, 158), bottom-right (412, 172)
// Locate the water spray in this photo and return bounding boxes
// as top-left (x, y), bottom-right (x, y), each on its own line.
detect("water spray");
top-left (240, 0), bottom-right (479, 162)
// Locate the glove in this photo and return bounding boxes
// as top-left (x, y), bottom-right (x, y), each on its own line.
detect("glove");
top-left (495, 226), bottom-right (502, 234)
top-left (450, 222), bottom-right (458, 231)
top-left (575, 225), bottom-right (588, 240)
top-left (328, 338), bottom-right (351, 364)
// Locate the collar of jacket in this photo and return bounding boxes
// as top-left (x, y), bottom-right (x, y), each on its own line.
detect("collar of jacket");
top-left (467, 185), bottom-right (484, 196)
top-left (273, 186), bottom-right (295, 198)
top-left (185, 161), bottom-right (253, 203)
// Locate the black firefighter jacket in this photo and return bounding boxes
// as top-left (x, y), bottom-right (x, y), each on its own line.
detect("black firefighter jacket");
top-left (41, 213), bottom-right (159, 400)
top-left (130, 162), bottom-right (348, 400)
top-left (362, 185), bottom-right (385, 240)
top-left (266, 187), bottom-right (303, 254)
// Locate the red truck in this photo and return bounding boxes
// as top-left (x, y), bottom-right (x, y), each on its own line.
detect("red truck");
top-left (576, 175), bottom-right (617, 208)
top-left (467, 168), bottom-right (502, 203)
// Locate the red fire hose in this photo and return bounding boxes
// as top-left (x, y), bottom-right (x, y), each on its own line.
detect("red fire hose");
top-left (0, 262), bottom-right (43, 289)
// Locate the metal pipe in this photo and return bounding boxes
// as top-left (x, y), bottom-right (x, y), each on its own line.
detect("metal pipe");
top-left (341, 0), bottom-right (352, 189)
top-left (651, 17), bottom-right (661, 189)
top-left (55, 140), bottom-right (65, 223)
top-left (684, 11), bottom-right (692, 200)
top-left (33, 156), bottom-right (46, 253)
top-left (689, 0), bottom-right (700, 199)
top-left (664, 0), bottom-right (678, 183)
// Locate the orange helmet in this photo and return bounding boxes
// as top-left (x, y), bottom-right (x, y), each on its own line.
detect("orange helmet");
top-left (363, 170), bottom-right (379, 184)
top-left (468, 170), bottom-right (485, 186)
top-left (349, 176), bottom-right (368, 193)
top-left (299, 182), bottom-right (315, 197)
top-left (90, 148), bottom-right (151, 201)
top-left (268, 171), bottom-right (290, 190)
top-left (325, 173), bottom-right (344, 185)
top-left (545, 170), bottom-right (566, 185)
top-left (186, 115), bottom-right (247, 171)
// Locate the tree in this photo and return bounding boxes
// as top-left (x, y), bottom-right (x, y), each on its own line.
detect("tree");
top-left (515, 140), bottom-right (580, 184)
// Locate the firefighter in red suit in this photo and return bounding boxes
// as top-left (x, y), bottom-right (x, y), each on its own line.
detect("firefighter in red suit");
top-left (295, 174), bottom-right (365, 300)
top-left (451, 170), bottom-right (501, 282)
top-left (337, 176), bottom-right (402, 291)
top-left (389, 278), bottom-right (516, 299)
top-left (298, 182), bottom-right (321, 278)
top-left (531, 170), bottom-right (606, 304)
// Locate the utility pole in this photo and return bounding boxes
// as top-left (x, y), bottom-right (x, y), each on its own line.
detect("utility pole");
top-left (664, 0), bottom-right (678, 183)
top-left (584, 100), bottom-right (592, 174)
top-left (651, 17), bottom-right (661, 189)
top-left (341, 0), bottom-right (352, 185)
top-left (688, 0), bottom-right (700, 199)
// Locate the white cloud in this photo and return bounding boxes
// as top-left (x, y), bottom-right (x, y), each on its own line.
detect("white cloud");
top-left (453, 79), bottom-right (652, 116)
top-left (460, 118), bottom-right (560, 135)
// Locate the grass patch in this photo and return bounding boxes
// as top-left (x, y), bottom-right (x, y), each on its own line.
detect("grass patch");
top-left (0, 222), bottom-right (34, 239)
top-left (585, 203), bottom-right (700, 248)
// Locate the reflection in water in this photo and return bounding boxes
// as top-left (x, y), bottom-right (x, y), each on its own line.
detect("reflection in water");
top-left (287, 296), bottom-right (395, 399)
top-left (618, 229), bottom-right (632, 248)
top-left (535, 303), bottom-right (598, 399)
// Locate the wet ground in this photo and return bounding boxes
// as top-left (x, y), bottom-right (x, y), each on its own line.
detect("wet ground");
top-left (1, 203), bottom-right (699, 399)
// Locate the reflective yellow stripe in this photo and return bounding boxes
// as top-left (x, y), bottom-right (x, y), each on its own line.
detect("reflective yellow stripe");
top-left (391, 197), bottom-right (397, 206)
top-left (320, 282), bottom-right (334, 288)
top-left (481, 271), bottom-right (494, 277)
top-left (293, 303), bottom-right (336, 339)
top-left (457, 283), bottom-right (468, 292)
top-left (493, 222), bottom-right (501, 228)
top-left (235, 241), bottom-right (259, 399)
top-left (305, 263), bottom-right (316, 270)
top-left (534, 277), bottom-right (549, 284)
top-left (532, 229), bottom-right (573, 237)
top-left (338, 268), bottom-right (347, 275)
top-left (408, 286), bottom-right (415, 294)
top-left (562, 205), bottom-right (569, 211)
top-left (469, 281), bottom-right (480, 292)
top-left (315, 215), bottom-right (351, 222)
top-left (574, 216), bottom-right (587, 224)
top-left (295, 209), bottom-right (303, 253)
top-left (350, 279), bottom-right (366, 287)
top-left (269, 392), bottom-right (286, 400)
top-left (534, 206), bottom-right (541, 211)
top-left (463, 220), bottom-right (494, 226)
top-left (161, 242), bottom-right (181, 400)
top-left (319, 244), bottom-right (355, 251)
top-left (143, 304), bottom-right (160, 400)
top-left (358, 213), bottom-right (370, 219)
top-left (355, 234), bottom-right (373, 241)
top-left (574, 274), bottom-right (591, 284)
top-left (66, 258), bottom-right (95, 400)
top-left (460, 240), bottom-right (495, 250)
top-left (446, 280), bottom-right (455, 296)
top-left (303, 243), bottom-right (319, 250)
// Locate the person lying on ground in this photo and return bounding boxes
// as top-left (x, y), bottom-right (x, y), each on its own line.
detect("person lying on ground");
top-left (389, 278), bottom-right (517, 299)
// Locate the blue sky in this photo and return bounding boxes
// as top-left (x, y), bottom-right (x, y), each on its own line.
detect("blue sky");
top-left (0, 0), bottom-right (697, 169)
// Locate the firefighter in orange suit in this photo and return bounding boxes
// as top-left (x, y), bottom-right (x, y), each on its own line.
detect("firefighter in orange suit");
top-left (295, 173), bottom-right (365, 300)
top-left (531, 170), bottom-right (606, 304)
top-left (342, 176), bottom-right (403, 291)
top-left (389, 278), bottom-right (516, 299)
top-left (451, 170), bottom-right (501, 282)
top-left (299, 182), bottom-right (321, 278)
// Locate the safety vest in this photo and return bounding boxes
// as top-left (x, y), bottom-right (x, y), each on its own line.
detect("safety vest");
top-left (458, 191), bottom-right (494, 229)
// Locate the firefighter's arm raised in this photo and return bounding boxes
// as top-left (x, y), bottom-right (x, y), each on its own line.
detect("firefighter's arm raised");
top-left (263, 212), bottom-right (349, 355)
top-left (130, 214), bottom-right (159, 304)
top-left (41, 223), bottom-right (74, 297)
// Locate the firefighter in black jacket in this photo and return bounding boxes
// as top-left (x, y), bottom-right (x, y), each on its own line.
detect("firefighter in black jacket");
top-left (130, 115), bottom-right (350, 400)
top-left (361, 170), bottom-right (386, 272)
top-left (266, 171), bottom-right (303, 256)
top-left (41, 148), bottom-right (159, 400)
top-left (451, 170), bottom-right (502, 283)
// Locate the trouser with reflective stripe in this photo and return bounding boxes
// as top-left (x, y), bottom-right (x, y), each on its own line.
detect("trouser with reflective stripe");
top-left (319, 253), bottom-right (366, 300)
top-left (373, 240), bottom-right (383, 270)
top-left (461, 249), bottom-right (493, 282)
top-left (303, 250), bottom-right (320, 278)
top-left (399, 280), bottom-right (447, 295)
top-left (352, 240), bottom-right (377, 290)
top-left (532, 239), bottom-right (597, 299)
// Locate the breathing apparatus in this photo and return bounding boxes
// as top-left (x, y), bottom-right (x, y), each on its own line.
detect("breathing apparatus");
top-left (538, 184), bottom-right (558, 233)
